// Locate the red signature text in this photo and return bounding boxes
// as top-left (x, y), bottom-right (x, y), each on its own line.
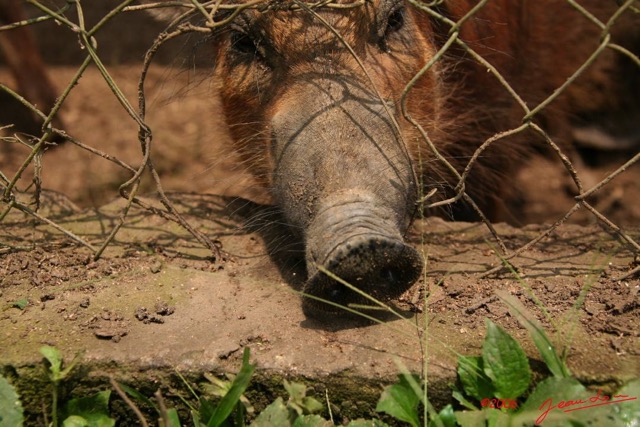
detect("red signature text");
top-left (480, 397), bottom-right (518, 410)
top-left (536, 389), bottom-right (637, 425)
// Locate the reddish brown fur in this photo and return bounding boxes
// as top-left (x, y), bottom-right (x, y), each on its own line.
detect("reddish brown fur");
top-left (211, 0), bottom-right (638, 221)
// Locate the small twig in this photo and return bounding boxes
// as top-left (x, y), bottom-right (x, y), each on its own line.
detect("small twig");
top-left (582, 202), bottom-right (640, 252)
top-left (615, 265), bottom-right (640, 282)
top-left (479, 203), bottom-right (584, 278)
top-left (110, 376), bottom-right (149, 427)
top-left (523, 33), bottom-right (611, 122)
top-left (10, 201), bottom-right (97, 251)
top-left (155, 389), bottom-right (170, 427)
top-left (0, 2), bottom-right (71, 31)
top-left (465, 295), bottom-right (499, 315)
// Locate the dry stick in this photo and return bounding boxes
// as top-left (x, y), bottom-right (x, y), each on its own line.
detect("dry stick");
top-left (1, 1), bottom-right (147, 257)
top-left (416, 1), bottom-right (637, 274)
top-left (608, 43), bottom-right (640, 68)
top-left (479, 203), bottom-right (584, 278)
top-left (134, 14), bottom-right (223, 261)
top-left (63, 135), bottom-right (138, 174)
top-left (83, 1), bottom-right (219, 260)
top-left (456, 123), bottom-right (530, 193)
top-left (294, 0), bottom-right (419, 194)
top-left (65, 2), bottom-right (153, 260)
top-left (398, 28), bottom-right (509, 254)
top-left (565, 0), bottom-right (606, 29)
top-left (523, 34), bottom-right (610, 122)
top-left (578, 152), bottom-right (640, 201)
top-left (454, 39), bottom-right (531, 118)
top-left (33, 148), bottom-right (42, 211)
top-left (602, 0), bottom-right (637, 38)
top-left (0, 2), bottom-right (72, 31)
top-left (190, 0), bottom-right (216, 27)
top-left (0, 199), bottom-right (16, 222)
top-left (88, 0), bottom-right (138, 37)
top-left (25, 0), bottom-right (82, 32)
top-left (581, 202), bottom-right (640, 252)
top-left (123, 1), bottom-right (252, 14)
top-left (464, 75), bottom-right (634, 276)
top-left (155, 390), bottom-right (170, 427)
top-left (109, 377), bottom-right (150, 427)
top-left (529, 122), bottom-right (584, 193)
top-left (616, 265), bottom-right (640, 282)
top-left (124, 1), bottom-right (195, 12)
top-left (2, 133), bottom-right (49, 201)
top-left (0, 84), bottom-right (51, 203)
top-left (10, 201), bottom-right (97, 251)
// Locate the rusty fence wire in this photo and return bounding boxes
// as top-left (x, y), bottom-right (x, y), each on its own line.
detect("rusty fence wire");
top-left (0, 0), bottom-right (639, 280)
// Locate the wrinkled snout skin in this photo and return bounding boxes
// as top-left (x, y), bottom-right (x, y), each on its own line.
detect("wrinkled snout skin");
top-left (271, 78), bottom-right (424, 314)
top-left (209, 0), bottom-right (635, 316)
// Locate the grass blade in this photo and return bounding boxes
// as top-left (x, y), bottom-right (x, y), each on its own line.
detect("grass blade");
top-left (207, 348), bottom-right (255, 427)
top-left (496, 290), bottom-right (570, 378)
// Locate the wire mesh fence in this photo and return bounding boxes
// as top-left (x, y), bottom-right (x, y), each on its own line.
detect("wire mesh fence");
top-left (0, 0), bottom-right (639, 281)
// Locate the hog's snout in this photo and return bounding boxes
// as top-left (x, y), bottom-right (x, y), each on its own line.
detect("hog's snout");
top-left (303, 234), bottom-right (423, 316)
top-left (302, 196), bottom-right (424, 316)
top-left (270, 77), bottom-right (421, 318)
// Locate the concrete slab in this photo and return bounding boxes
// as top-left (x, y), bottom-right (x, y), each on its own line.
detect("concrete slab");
top-left (1, 194), bottom-right (638, 422)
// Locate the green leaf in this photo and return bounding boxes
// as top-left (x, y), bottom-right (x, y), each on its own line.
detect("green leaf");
top-left (482, 319), bottom-right (531, 399)
top-left (428, 404), bottom-right (456, 427)
top-left (345, 420), bottom-right (391, 427)
top-left (62, 415), bottom-right (90, 427)
top-left (611, 379), bottom-right (640, 426)
top-left (251, 397), bottom-right (289, 427)
top-left (163, 408), bottom-right (182, 427)
top-left (284, 380), bottom-right (324, 416)
top-left (198, 397), bottom-right (216, 424)
top-left (118, 382), bottom-right (158, 413)
top-left (62, 391), bottom-right (115, 427)
top-left (455, 410), bottom-right (487, 427)
top-left (40, 345), bottom-right (63, 378)
top-left (485, 408), bottom-right (511, 427)
top-left (452, 390), bottom-right (478, 411)
top-left (207, 347), bottom-right (255, 427)
top-left (497, 291), bottom-right (570, 378)
top-left (376, 375), bottom-right (421, 427)
top-left (191, 409), bottom-right (207, 427)
top-left (292, 414), bottom-right (333, 427)
top-left (517, 377), bottom-right (587, 426)
top-left (517, 379), bottom-right (640, 427)
top-left (0, 374), bottom-right (24, 427)
top-left (11, 299), bottom-right (28, 310)
top-left (458, 356), bottom-right (495, 402)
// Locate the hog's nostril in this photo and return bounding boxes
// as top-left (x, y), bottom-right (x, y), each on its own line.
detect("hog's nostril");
top-left (380, 266), bottom-right (399, 284)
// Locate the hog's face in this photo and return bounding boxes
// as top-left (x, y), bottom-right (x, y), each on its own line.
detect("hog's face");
top-left (213, 0), bottom-right (439, 316)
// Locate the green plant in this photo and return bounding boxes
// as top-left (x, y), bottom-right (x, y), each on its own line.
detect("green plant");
top-left (40, 346), bottom-right (114, 427)
top-left (374, 310), bottom-right (639, 427)
top-left (0, 374), bottom-right (24, 427)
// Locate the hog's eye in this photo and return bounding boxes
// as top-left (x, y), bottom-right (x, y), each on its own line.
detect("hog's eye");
top-left (230, 31), bottom-right (260, 57)
top-left (379, 5), bottom-right (406, 51)
top-left (386, 7), bottom-right (405, 35)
